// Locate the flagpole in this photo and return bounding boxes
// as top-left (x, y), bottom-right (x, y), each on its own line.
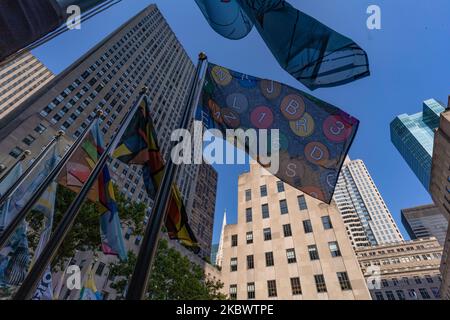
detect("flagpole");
top-left (0, 117), bottom-right (98, 250)
top-left (0, 150), bottom-right (30, 183)
top-left (125, 52), bottom-right (208, 300)
top-left (0, 132), bottom-right (63, 207)
top-left (13, 91), bottom-right (147, 300)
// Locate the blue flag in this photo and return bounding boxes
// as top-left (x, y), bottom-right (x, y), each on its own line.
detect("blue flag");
top-left (195, 0), bottom-right (370, 90)
top-left (197, 63), bottom-right (359, 203)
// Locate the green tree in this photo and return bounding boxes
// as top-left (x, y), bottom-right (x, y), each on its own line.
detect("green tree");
top-left (109, 239), bottom-right (227, 300)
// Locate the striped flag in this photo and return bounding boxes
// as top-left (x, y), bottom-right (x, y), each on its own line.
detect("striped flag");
top-left (113, 97), bottom-right (199, 251)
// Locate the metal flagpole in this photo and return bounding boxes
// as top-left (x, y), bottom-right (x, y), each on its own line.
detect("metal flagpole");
top-left (125, 52), bottom-right (208, 300)
top-left (13, 91), bottom-right (147, 300)
top-left (0, 132), bottom-right (63, 207)
top-left (0, 150), bottom-right (30, 183)
top-left (0, 116), bottom-right (98, 250)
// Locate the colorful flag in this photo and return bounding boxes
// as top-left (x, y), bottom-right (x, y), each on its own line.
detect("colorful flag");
top-left (113, 97), bottom-right (200, 251)
top-left (79, 265), bottom-right (102, 300)
top-left (58, 119), bottom-right (127, 260)
top-left (31, 182), bottom-right (58, 300)
top-left (195, 0), bottom-right (370, 90)
top-left (197, 63), bottom-right (359, 203)
top-left (0, 161), bottom-right (23, 233)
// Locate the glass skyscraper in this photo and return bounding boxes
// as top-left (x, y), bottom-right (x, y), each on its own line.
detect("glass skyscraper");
top-left (390, 99), bottom-right (446, 191)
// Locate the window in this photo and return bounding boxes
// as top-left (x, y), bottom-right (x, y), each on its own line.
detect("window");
top-left (9, 146), bottom-right (23, 158)
top-left (263, 228), bottom-right (272, 241)
top-left (419, 288), bottom-right (430, 299)
top-left (408, 289), bottom-right (417, 299)
top-left (246, 208), bottom-right (252, 222)
top-left (329, 241), bottom-right (341, 257)
top-left (396, 290), bottom-right (406, 300)
top-left (286, 248), bottom-right (297, 263)
top-left (245, 189), bottom-right (251, 201)
top-left (34, 124), bottom-right (47, 134)
top-left (381, 279), bottom-right (389, 287)
top-left (425, 275), bottom-right (433, 283)
top-left (430, 287), bottom-right (440, 299)
top-left (229, 285), bottom-right (237, 300)
top-left (230, 258), bottom-right (238, 272)
top-left (283, 224), bottom-right (292, 237)
top-left (374, 291), bottom-right (384, 300)
top-left (314, 274), bottom-right (327, 293)
top-left (298, 195), bottom-right (307, 210)
top-left (290, 277), bottom-right (302, 295)
top-left (303, 220), bottom-right (313, 233)
top-left (246, 231), bottom-right (253, 244)
top-left (267, 280), bottom-right (277, 297)
top-left (231, 235), bottom-right (238, 247)
top-left (247, 255), bottom-right (254, 269)
top-left (413, 276), bottom-right (422, 284)
top-left (279, 199), bottom-right (288, 214)
top-left (308, 245), bottom-right (319, 260)
top-left (96, 262), bottom-right (106, 276)
top-left (277, 181), bottom-right (284, 192)
top-left (261, 204), bottom-right (270, 219)
top-left (337, 272), bottom-right (352, 290)
top-left (260, 185), bottom-right (267, 197)
top-left (321, 216), bottom-right (333, 229)
top-left (385, 291), bottom-right (396, 300)
top-left (247, 282), bottom-right (255, 299)
top-left (22, 134), bottom-right (35, 146)
top-left (265, 252), bottom-right (274, 267)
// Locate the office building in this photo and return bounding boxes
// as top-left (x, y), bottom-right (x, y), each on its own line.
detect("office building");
top-left (220, 162), bottom-right (371, 300)
top-left (401, 204), bottom-right (448, 246)
top-left (429, 97), bottom-right (450, 299)
top-left (356, 238), bottom-right (443, 300)
top-left (391, 99), bottom-right (446, 191)
top-left (0, 51), bottom-right (54, 120)
top-left (333, 158), bottom-right (403, 248)
top-left (190, 163), bottom-right (218, 258)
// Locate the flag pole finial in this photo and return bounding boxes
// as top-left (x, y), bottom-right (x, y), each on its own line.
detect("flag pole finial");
top-left (96, 110), bottom-right (104, 117)
top-left (140, 86), bottom-right (149, 95)
top-left (57, 130), bottom-right (65, 137)
top-left (199, 52), bottom-right (207, 61)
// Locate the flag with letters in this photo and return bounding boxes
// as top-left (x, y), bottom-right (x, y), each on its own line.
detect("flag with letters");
top-left (195, 0), bottom-right (370, 90)
top-left (113, 97), bottom-right (199, 251)
top-left (197, 63), bottom-right (359, 203)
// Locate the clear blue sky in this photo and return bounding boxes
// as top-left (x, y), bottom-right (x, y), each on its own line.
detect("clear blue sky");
top-left (32, 0), bottom-right (450, 244)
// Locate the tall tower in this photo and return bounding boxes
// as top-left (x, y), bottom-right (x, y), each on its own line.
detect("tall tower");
top-left (0, 51), bottom-right (54, 121)
top-left (333, 158), bottom-right (403, 247)
top-left (0, 5), bottom-right (195, 206)
top-left (220, 163), bottom-right (370, 300)
top-left (390, 99), bottom-right (446, 191)
top-left (215, 210), bottom-right (227, 267)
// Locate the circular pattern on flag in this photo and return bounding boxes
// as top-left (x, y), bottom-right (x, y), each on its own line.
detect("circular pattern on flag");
top-left (289, 113), bottom-right (315, 137)
top-left (250, 106), bottom-right (274, 129)
top-left (323, 115), bottom-right (353, 143)
top-left (280, 94), bottom-right (306, 120)
top-left (226, 93), bottom-right (248, 114)
top-left (208, 99), bottom-right (223, 124)
top-left (221, 108), bottom-right (241, 128)
top-left (304, 141), bottom-right (330, 165)
top-left (211, 66), bottom-right (232, 86)
top-left (260, 80), bottom-right (282, 100)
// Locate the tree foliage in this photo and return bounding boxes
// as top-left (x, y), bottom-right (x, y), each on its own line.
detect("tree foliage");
top-left (109, 239), bottom-right (227, 300)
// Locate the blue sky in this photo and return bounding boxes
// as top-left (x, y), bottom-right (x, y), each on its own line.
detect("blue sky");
top-left (32, 0), bottom-right (450, 244)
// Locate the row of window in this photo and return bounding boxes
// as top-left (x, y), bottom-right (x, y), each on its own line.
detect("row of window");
top-left (229, 272), bottom-right (352, 299)
top-left (245, 195), bottom-right (310, 222)
top-left (378, 275), bottom-right (439, 287)
top-left (230, 242), bottom-right (342, 271)
top-left (373, 287), bottom-right (440, 300)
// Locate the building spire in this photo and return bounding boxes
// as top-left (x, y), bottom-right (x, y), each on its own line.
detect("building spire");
top-left (215, 209), bottom-right (227, 267)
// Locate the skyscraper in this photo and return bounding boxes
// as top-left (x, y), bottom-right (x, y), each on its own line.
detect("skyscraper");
top-left (0, 5), bottom-right (195, 207)
top-left (333, 158), bottom-right (403, 247)
top-left (220, 162), bottom-right (370, 300)
top-left (0, 51), bottom-right (54, 120)
top-left (390, 99), bottom-right (446, 191)
top-left (190, 162), bottom-right (218, 258)
top-left (401, 204), bottom-right (448, 246)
